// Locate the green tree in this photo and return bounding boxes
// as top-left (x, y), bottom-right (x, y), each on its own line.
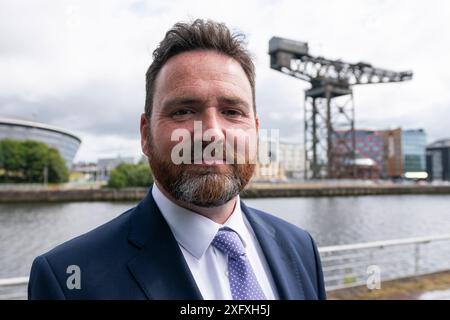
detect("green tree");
top-left (22, 140), bottom-right (49, 182)
top-left (0, 139), bottom-right (26, 175)
top-left (0, 139), bottom-right (69, 183)
top-left (107, 161), bottom-right (153, 188)
top-left (47, 147), bottom-right (69, 182)
top-left (107, 165), bottom-right (128, 188)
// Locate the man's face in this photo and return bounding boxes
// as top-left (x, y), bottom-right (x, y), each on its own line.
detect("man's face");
top-left (140, 50), bottom-right (258, 207)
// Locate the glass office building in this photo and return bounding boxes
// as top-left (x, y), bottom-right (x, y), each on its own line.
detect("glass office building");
top-left (0, 117), bottom-right (81, 168)
top-left (401, 129), bottom-right (427, 178)
top-left (426, 139), bottom-right (450, 181)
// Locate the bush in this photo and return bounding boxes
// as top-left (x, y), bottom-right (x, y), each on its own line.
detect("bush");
top-left (107, 161), bottom-right (153, 188)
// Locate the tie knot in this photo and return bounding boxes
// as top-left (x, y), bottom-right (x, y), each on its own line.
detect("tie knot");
top-left (211, 227), bottom-right (245, 258)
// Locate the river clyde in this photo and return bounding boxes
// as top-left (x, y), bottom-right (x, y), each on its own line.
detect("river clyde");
top-left (1, 194), bottom-right (449, 279)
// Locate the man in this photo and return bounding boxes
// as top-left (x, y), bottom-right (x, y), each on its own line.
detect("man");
top-left (28, 19), bottom-right (326, 300)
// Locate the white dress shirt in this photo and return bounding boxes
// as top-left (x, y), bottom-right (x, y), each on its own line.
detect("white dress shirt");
top-left (152, 183), bottom-right (279, 300)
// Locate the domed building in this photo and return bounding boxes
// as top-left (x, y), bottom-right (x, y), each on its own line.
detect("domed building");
top-left (0, 117), bottom-right (81, 168)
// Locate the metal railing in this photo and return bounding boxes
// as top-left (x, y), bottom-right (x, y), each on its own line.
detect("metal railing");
top-left (1, 234), bottom-right (450, 298)
top-left (0, 277), bottom-right (28, 286)
top-left (0, 277), bottom-right (29, 300)
top-left (319, 234), bottom-right (450, 291)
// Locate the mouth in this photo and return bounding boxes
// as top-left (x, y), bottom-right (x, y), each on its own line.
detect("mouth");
top-left (191, 156), bottom-right (228, 165)
top-left (196, 159), bottom-right (225, 165)
top-left (185, 161), bottom-right (232, 175)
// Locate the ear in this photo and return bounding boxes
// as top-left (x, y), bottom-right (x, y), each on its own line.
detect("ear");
top-left (140, 113), bottom-right (151, 157)
top-left (255, 115), bottom-right (260, 133)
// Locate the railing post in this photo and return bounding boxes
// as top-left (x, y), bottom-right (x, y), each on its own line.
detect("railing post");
top-left (414, 243), bottom-right (421, 274)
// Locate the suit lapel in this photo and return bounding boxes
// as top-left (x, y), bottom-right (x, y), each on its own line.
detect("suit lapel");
top-left (241, 201), bottom-right (306, 300)
top-left (127, 188), bottom-right (203, 299)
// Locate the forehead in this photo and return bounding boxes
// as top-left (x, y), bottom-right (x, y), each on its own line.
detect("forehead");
top-left (153, 50), bottom-right (252, 102)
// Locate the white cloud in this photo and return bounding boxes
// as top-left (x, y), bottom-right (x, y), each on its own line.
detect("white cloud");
top-left (1, 0), bottom-right (449, 162)
top-left (74, 132), bottom-right (143, 163)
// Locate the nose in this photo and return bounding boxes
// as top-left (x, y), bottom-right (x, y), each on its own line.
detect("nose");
top-left (201, 108), bottom-right (226, 143)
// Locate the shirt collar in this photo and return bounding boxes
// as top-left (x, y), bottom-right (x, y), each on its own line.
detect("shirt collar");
top-left (152, 183), bottom-right (248, 260)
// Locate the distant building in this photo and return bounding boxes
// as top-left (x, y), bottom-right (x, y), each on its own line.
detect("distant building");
top-left (72, 156), bottom-right (136, 182)
top-left (253, 137), bottom-right (285, 181)
top-left (333, 128), bottom-right (427, 179)
top-left (97, 156), bottom-right (135, 181)
top-left (354, 130), bottom-right (385, 175)
top-left (426, 139), bottom-right (450, 182)
top-left (402, 129), bottom-right (427, 179)
top-left (0, 117), bottom-right (81, 168)
top-left (278, 142), bottom-right (304, 178)
top-left (253, 162), bottom-right (285, 181)
top-left (71, 162), bottom-right (101, 182)
top-left (333, 129), bottom-right (385, 178)
top-left (346, 156), bottom-right (380, 179)
top-left (383, 128), bottom-right (403, 178)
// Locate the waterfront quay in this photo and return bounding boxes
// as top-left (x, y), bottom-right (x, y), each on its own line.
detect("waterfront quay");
top-left (0, 182), bottom-right (450, 203)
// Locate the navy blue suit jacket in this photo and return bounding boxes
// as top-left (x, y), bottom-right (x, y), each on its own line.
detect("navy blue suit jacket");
top-left (28, 187), bottom-right (326, 300)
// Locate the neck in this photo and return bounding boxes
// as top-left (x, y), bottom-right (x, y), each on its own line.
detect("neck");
top-left (155, 181), bottom-right (237, 224)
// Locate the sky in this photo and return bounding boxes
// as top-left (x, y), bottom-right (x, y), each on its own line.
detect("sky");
top-left (1, 0), bottom-right (449, 162)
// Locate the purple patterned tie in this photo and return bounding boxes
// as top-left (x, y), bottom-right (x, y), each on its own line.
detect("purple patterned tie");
top-left (212, 227), bottom-right (266, 300)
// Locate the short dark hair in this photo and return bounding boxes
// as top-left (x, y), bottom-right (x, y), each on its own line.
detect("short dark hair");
top-left (144, 19), bottom-right (256, 117)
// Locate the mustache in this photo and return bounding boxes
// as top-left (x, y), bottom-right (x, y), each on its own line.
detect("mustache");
top-left (187, 140), bottom-right (249, 164)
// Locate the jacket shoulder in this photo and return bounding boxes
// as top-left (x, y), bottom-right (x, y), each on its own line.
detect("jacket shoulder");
top-left (43, 206), bottom-right (136, 262)
top-left (28, 206), bottom-right (140, 299)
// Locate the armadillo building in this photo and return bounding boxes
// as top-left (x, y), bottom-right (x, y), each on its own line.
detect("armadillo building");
top-left (0, 117), bottom-right (81, 168)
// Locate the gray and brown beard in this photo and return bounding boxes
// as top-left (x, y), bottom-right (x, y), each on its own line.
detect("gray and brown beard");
top-left (147, 130), bottom-right (255, 207)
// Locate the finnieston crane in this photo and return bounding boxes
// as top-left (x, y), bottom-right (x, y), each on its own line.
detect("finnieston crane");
top-left (268, 37), bottom-right (413, 179)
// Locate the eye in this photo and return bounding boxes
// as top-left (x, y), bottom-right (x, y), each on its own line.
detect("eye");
top-left (172, 109), bottom-right (195, 118)
top-left (222, 109), bottom-right (243, 118)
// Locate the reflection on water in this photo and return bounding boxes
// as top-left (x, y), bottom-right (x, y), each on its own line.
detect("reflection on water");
top-left (1, 195), bottom-right (450, 279)
top-left (245, 195), bottom-right (450, 246)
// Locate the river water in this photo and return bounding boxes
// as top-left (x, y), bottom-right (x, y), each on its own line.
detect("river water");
top-left (1, 194), bottom-right (449, 280)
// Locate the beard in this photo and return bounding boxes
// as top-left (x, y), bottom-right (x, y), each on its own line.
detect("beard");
top-left (147, 131), bottom-right (255, 207)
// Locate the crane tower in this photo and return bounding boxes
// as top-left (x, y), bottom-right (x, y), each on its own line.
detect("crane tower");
top-left (269, 37), bottom-right (413, 179)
